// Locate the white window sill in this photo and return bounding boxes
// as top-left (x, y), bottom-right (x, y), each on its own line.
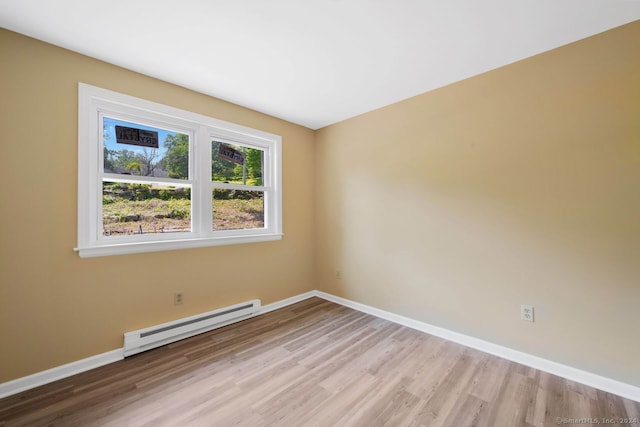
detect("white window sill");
top-left (75, 233), bottom-right (283, 258)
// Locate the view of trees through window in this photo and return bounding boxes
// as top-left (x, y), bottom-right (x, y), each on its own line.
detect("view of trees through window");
top-left (211, 140), bottom-right (265, 231)
top-left (101, 118), bottom-right (265, 236)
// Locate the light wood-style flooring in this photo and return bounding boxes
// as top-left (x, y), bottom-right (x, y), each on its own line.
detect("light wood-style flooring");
top-left (0, 297), bottom-right (638, 426)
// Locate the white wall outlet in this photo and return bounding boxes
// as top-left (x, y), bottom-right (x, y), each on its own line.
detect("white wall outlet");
top-left (521, 304), bottom-right (534, 322)
top-left (336, 270), bottom-right (342, 280)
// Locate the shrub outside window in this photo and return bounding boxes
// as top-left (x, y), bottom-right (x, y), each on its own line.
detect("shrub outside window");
top-left (77, 83), bottom-right (282, 257)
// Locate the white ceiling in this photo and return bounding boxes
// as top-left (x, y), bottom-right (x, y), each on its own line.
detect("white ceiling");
top-left (1, 1), bottom-right (639, 129)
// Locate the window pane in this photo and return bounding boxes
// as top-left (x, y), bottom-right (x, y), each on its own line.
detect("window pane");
top-left (212, 141), bottom-right (263, 186)
top-left (103, 181), bottom-right (191, 236)
top-left (213, 189), bottom-right (264, 230)
top-left (103, 117), bottom-right (190, 179)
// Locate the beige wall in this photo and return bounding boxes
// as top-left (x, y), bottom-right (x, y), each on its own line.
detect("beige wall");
top-left (315, 21), bottom-right (640, 386)
top-left (0, 29), bottom-right (316, 383)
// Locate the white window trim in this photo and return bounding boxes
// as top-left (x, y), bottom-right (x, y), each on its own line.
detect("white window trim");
top-left (76, 83), bottom-right (282, 258)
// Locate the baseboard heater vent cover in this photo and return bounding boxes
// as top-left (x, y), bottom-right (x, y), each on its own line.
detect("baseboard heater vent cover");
top-left (123, 299), bottom-right (261, 357)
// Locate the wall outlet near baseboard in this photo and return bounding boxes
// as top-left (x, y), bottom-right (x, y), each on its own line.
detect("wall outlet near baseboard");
top-left (174, 292), bottom-right (184, 305)
top-left (521, 304), bottom-right (534, 322)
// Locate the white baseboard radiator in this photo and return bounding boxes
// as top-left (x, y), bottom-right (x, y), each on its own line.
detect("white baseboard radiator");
top-left (123, 299), bottom-right (261, 357)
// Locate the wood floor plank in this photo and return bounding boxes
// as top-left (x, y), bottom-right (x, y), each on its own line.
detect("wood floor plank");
top-left (1, 297), bottom-right (638, 426)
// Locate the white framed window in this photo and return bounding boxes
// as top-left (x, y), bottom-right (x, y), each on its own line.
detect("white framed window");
top-left (76, 83), bottom-right (282, 258)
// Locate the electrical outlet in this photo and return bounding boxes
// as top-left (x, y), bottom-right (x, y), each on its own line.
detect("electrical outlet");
top-left (336, 270), bottom-right (342, 280)
top-left (174, 292), bottom-right (183, 305)
top-left (521, 304), bottom-right (534, 322)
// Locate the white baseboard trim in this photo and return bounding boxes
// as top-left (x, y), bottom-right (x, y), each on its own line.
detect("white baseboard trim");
top-left (2, 290), bottom-right (638, 403)
top-left (259, 290), bottom-right (317, 315)
top-left (314, 290), bottom-right (640, 403)
top-left (0, 349), bottom-right (123, 400)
